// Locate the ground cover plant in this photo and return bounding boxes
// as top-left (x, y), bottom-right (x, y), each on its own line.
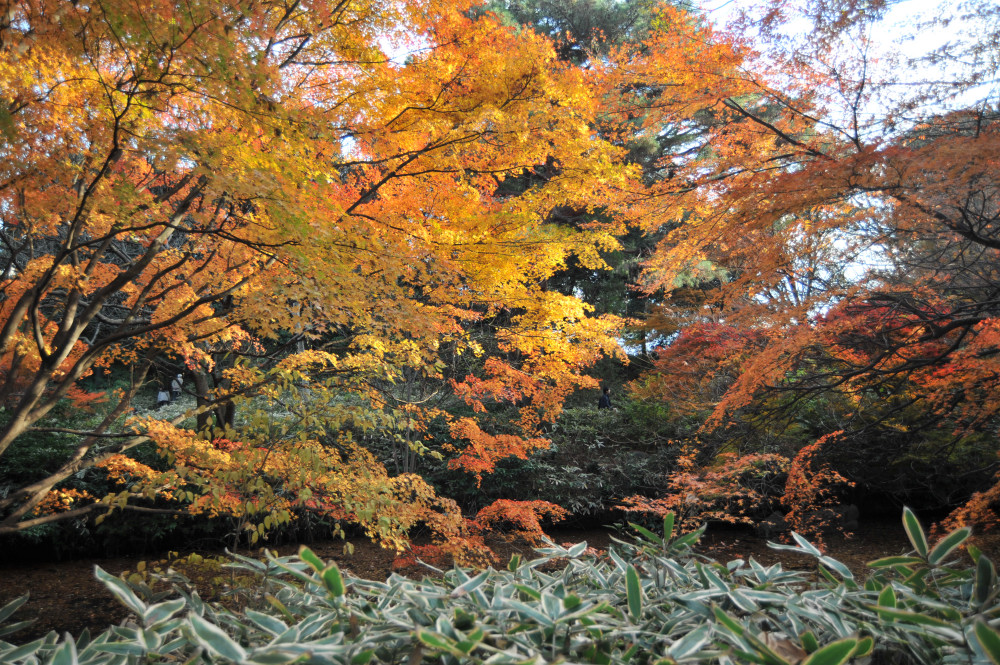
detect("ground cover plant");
top-left (3, 509), bottom-right (1000, 664)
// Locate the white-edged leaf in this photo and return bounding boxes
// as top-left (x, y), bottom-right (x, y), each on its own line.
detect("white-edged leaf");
top-left (626, 564), bottom-right (642, 621)
top-left (928, 527), bottom-right (971, 565)
top-left (801, 638), bottom-right (858, 665)
top-left (975, 620), bottom-right (1000, 665)
top-left (187, 612), bottom-right (247, 661)
top-left (668, 624), bottom-right (712, 659)
top-left (142, 598), bottom-right (186, 626)
top-left (245, 609), bottom-right (288, 636)
top-left (94, 567), bottom-right (146, 615)
top-left (45, 640), bottom-right (78, 665)
top-left (0, 594), bottom-right (28, 624)
top-left (0, 637), bottom-right (46, 662)
top-left (451, 570), bottom-right (490, 598)
top-left (902, 507), bottom-right (928, 558)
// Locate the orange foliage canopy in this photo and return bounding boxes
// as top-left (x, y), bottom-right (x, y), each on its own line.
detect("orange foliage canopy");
top-left (617, 0), bottom-right (1000, 530)
top-left (0, 0), bottom-right (637, 540)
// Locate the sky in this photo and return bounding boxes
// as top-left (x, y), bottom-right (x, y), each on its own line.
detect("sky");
top-left (695, 0), bottom-right (989, 84)
top-left (693, 0), bottom-right (997, 136)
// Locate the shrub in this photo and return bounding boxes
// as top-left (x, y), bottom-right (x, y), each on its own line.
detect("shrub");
top-left (3, 510), bottom-right (1000, 664)
top-left (426, 402), bottom-right (684, 519)
top-left (620, 451), bottom-right (790, 532)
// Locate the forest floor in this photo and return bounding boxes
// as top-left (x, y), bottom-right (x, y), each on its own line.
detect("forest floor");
top-left (1, 518), bottom-right (993, 644)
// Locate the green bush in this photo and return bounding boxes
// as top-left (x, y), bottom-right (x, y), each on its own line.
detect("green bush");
top-left (425, 401), bottom-right (685, 518)
top-left (4, 509), bottom-right (1000, 663)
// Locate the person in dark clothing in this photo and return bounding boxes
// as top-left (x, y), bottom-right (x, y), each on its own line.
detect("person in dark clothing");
top-left (598, 386), bottom-right (612, 409)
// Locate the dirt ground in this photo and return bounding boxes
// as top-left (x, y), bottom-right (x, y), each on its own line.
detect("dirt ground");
top-left (0, 519), bottom-right (986, 644)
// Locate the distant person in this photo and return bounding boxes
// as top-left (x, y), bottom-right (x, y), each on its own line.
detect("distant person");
top-left (598, 386), bottom-right (612, 409)
top-left (170, 373), bottom-right (183, 401)
top-left (156, 386), bottom-right (170, 408)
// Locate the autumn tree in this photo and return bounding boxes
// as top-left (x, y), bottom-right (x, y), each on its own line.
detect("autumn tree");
top-left (0, 0), bottom-right (629, 548)
top-left (483, 0), bottom-right (726, 367)
top-left (626, 0), bottom-right (1000, 513)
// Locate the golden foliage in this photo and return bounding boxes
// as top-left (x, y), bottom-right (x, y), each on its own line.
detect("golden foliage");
top-left (0, 0), bottom-right (636, 539)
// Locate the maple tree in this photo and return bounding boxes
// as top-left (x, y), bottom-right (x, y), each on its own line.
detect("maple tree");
top-left (621, 450), bottom-right (789, 532)
top-left (619, 0), bottom-right (1000, 522)
top-left (0, 0), bottom-right (633, 546)
top-left (7, 0), bottom-right (994, 551)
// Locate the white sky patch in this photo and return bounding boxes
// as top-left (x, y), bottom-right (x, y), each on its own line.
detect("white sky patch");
top-left (696, 0), bottom-right (994, 112)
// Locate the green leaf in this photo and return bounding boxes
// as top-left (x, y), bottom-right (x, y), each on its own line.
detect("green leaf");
top-left (902, 507), bottom-right (928, 558)
top-left (630, 522), bottom-right (662, 546)
top-left (246, 649), bottom-right (309, 665)
top-left (455, 627), bottom-right (485, 655)
top-left (817, 556), bottom-right (854, 582)
top-left (322, 563), bottom-right (346, 597)
top-left (514, 584), bottom-right (541, 601)
top-left (626, 564), bottom-right (642, 622)
top-left (698, 562), bottom-right (731, 591)
top-left (928, 527), bottom-right (971, 565)
top-left (672, 524), bottom-right (706, 549)
top-left (727, 588), bottom-right (758, 613)
top-left (878, 583), bottom-right (897, 608)
top-left (0, 637), bottom-right (45, 663)
top-left (507, 554), bottom-right (522, 572)
top-left (586, 645), bottom-right (613, 665)
top-left (187, 612), bottom-right (248, 661)
top-left (298, 546), bottom-right (325, 572)
top-left (801, 638), bottom-right (858, 665)
top-left (265, 594), bottom-right (295, 623)
top-left (47, 640), bottom-right (78, 665)
top-left (417, 630), bottom-right (456, 652)
top-left (976, 555), bottom-right (996, 606)
top-left (870, 605), bottom-right (952, 627)
top-left (608, 547), bottom-right (630, 574)
top-left (853, 637), bottom-right (873, 658)
top-left (0, 620), bottom-right (35, 639)
top-left (503, 599), bottom-right (554, 627)
top-left (451, 569), bottom-right (489, 598)
top-left (562, 594), bottom-right (582, 610)
top-left (245, 609), bottom-right (287, 636)
top-left (0, 594), bottom-right (28, 625)
top-left (94, 567), bottom-right (146, 615)
top-left (975, 620), bottom-right (1000, 665)
top-left (903, 566), bottom-right (931, 589)
top-left (663, 512), bottom-right (676, 543)
top-left (799, 631), bottom-right (819, 653)
top-left (712, 606), bottom-right (745, 636)
top-left (454, 608), bottom-right (476, 630)
top-left (867, 555), bottom-right (925, 568)
top-left (142, 598), bottom-right (187, 626)
top-left (93, 643), bottom-right (147, 656)
top-left (351, 649), bottom-right (375, 665)
top-left (668, 624), bottom-right (711, 659)
top-left (790, 532), bottom-right (822, 556)
top-left (817, 565), bottom-right (838, 586)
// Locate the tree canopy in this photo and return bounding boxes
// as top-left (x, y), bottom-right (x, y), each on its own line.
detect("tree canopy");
top-left (2, 0), bottom-right (1000, 551)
